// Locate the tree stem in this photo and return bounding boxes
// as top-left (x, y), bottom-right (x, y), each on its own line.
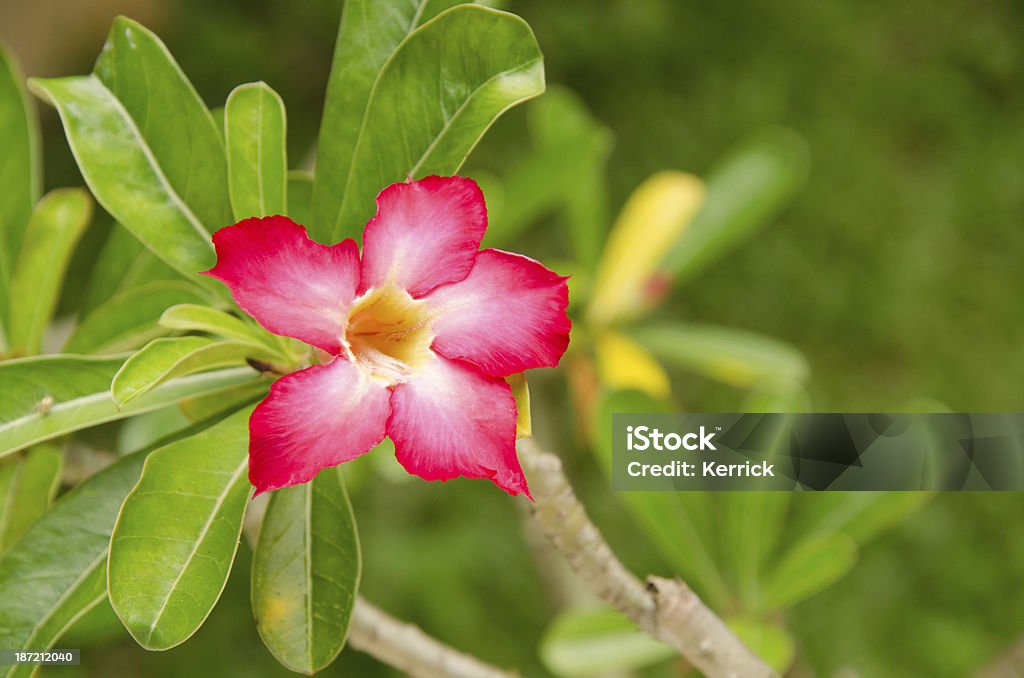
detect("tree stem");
top-left (975, 633), bottom-right (1024, 678)
top-left (349, 597), bottom-right (518, 678)
top-left (517, 437), bottom-right (778, 678)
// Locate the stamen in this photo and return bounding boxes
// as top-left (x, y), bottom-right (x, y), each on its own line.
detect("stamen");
top-left (345, 285), bottom-right (435, 385)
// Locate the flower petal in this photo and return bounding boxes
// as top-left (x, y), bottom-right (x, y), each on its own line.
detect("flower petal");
top-left (387, 355), bottom-right (529, 497)
top-left (360, 176), bottom-right (487, 297)
top-left (249, 358), bottom-right (390, 495)
top-left (425, 249), bottom-right (571, 377)
top-left (203, 216), bottom-right (360, 354)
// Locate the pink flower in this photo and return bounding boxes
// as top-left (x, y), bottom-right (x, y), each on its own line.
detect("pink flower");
top-left (203, 176), bottom-right (570, 498)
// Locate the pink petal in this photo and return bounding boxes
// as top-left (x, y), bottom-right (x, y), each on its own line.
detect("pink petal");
top-left (387, 356), bottom-right (530, 498)
top-left (249, 358), bottom-right (390, 495)
top-left (425, 249), bottom-right (571, 378)
top-left (203, 216), bottom-right (360, 354)
top-left (360, 176), bottom-right (487, 298)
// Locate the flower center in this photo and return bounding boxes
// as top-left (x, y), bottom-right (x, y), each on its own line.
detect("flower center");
top-left (345, 286), bottom-right (434, 385)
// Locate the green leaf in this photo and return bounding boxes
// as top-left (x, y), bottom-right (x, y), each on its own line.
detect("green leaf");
top-left (790, 492), bottom-right (929, 547)
top-left (629, 322), bottom-right (810, 388)
top-left (286, 171), bottom-right (314, 228)
top-left (112, 336), bottom-right (278, 406)
top-left (0, 354), bottom-right (259, 459)
top-left (178, 380), bottom-right (269, 424)
top-left (721, 492), bottom-right (790, 610)
top-left (540, 607), bottom-right (674, 677)
top-left (528, 87), bottom-right (611, 245)
top-left (7, 189), bottom-right (92, 356)
top-left (159, 304), bottom-right (283, 354)
top-left (0, 445), bottom-right (61, 552)
top-left (116, 407), bottom-right (191, 456)
top-left (82, 223), bottom-right (179, 315)
top-left (328, 5), bottom-right (545, 241)
top-left (66, 281), bottom-right (210, 355)
top-left (29, 74), bottom-right (217, 281)
top-left (482, 94), bottom-right (610, 251)
top-left (29, 17), bottom-right (230, 281)
top-left (225, 82), bottom-right (287, 220)
top-left (93, 17), bottom-right (230, 230)
top-left (0, 450), bottom-right (148, 678)
top-left (727, 618), bottom-right (796, 673)
top-left (210, 106), bottom-right (225, 143)
top-left (593, 390), bottom-right (730, 609)
top-left (658, 127), bottom-right (809, 287)
top-left (311, 0), bottom-right (464, 241)
top-left (742, 381), bottom-right (812, 414)
top-left (108, 408), bottom-right (253, 650)
top-left (0, 45), bottom-right (41, 350)
top-left (252, 468), bottom-right (360, 674)
top-left (759, 534), bottom-right (857, 612)
top-left (505, 85), bottom-right (611, 266)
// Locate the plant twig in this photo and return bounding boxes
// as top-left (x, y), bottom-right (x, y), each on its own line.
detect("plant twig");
top-left (976, 633), bottom-right (1024, 678)
top-left (348, 597), bottom-right (518, 678)
top-left (517, 437), bottom-right (778, 678)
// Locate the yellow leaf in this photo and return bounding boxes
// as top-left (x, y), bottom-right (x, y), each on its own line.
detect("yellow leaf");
top-left (507, 373), bottom-right (532, 438)
top-left (595, 331), bottom-right (671, 400)
top-left (587, 171), bottom-right (705, 327)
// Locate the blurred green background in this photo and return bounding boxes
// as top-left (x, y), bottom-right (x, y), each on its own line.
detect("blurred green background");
top-left (4, 0), bottom-right (1024, 676)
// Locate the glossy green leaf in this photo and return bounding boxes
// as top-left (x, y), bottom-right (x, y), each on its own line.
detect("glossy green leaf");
top-left (0, 445), bottom-right (61, 552)
top-left (210, 106), bottom-right (225, 143)
top-left (108, 408), bottom-right (253, 650)
top-left (29, 17), bottom-right (230, 280)
top-left (629, 322), bottom-right (809, 388)
top-left (540, 607), bottom-right (674, 677)
top-left (286, 171), bottom-right (314, 228)
top-left (0, 354), bottom-right (259, 459)
top-left (112, 337), bottom-right (277, 406)
top-left (312, 0), bottom-right (464, 241)
top-left (0, 45), bottom-right (41, 350)
top-left (93, 17), bottom-right (230, 230)
top-left (658, 127), bottom-right (809, 287)
top-left (158, 304), bottom-right (283, 354)
top-left (29, 75), bottom-right (216, 280)
top-left (82, 223), bottom-right (179, 315)
top-left (593, 390), bottom-right (730, 608)
top-left (225, 82), bottom-right (287, 220)
top-left (66, 281), bottom-right (210, 355)
top-left (329, 5), bottom-right (545, 241)
top-left (759, 534), bottom-right (857, 612)
top-left (7, 189), bottom-right (92, 355)
top-left (252, 468), bottom-right (360, 673)
top-left (178, 380), bottom-right (269, 424)
top-left (0, 450), bottom-right (147, 678)
top-left (116, 407), bottom-right (191, 456)
top-left (56, 598), bottom-right (125, 652)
